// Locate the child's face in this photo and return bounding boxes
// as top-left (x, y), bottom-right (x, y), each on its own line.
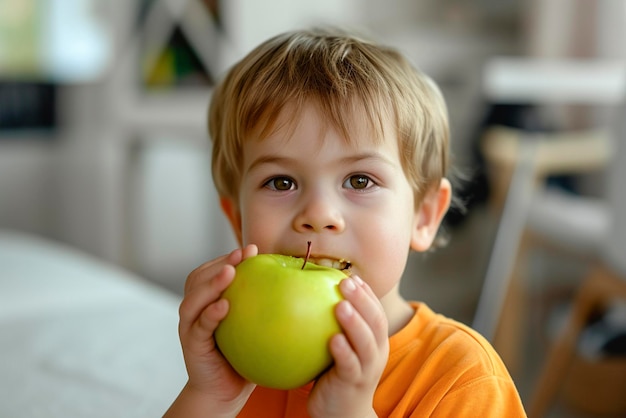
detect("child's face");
top-left (224, 102), bottom-right (433, 299)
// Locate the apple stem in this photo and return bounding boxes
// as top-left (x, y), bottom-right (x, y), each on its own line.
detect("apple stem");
top-left (302, 241), bottom-right (312, 270)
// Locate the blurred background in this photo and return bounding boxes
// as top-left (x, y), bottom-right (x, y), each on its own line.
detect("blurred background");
top-left (1, 0), bottom-right (626, 416)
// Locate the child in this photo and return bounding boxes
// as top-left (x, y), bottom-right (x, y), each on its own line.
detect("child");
top-left (165, 28), bottom-right (527, 417)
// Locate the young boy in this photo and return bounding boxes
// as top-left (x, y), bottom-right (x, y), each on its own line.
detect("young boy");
top-left (165, 28), bottom-right (526, 417)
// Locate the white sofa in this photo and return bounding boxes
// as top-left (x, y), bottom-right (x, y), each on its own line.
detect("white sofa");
top-left (0, 230), bottom-right (187, 417)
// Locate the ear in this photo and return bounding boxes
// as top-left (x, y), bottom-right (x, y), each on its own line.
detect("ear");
top-left (410, 178), bottom-right (452, 252)
top-left (220, 197), bottom-right (243, 247)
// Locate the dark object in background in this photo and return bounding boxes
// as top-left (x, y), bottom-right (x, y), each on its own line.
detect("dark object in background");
top-left (579, 302), bottom-right (626, 359)
top-left (445, 102), bottom-right (553, 228)
top-left (0, 81), bottom-right (56, 133)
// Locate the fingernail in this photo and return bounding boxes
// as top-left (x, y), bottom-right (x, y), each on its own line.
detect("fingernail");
top-left (338, 300), bottom-right (353, 318)
top-left (353, 275), bottom-right (364, 286)
top-left (343, 278), bottom-right (356, 293)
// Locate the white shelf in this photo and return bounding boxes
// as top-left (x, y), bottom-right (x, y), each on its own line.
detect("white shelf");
top-left (483, 57), bottom-right (626, 104)
top-left (120, 88), bottom-right (213, 136)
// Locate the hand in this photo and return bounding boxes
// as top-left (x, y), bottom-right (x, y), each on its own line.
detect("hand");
top-left (166, 245), bottom-right (258, 418)
top-left (307, 275), bottom-right (389, 418)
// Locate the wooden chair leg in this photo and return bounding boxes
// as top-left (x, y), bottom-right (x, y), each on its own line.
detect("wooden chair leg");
top-left (528, 265), bottom-right (626, 418)
top-left (492, 232), bottom-right (532, 377)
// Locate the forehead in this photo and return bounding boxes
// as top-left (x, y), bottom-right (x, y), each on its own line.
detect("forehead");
top-left (241, 101), bottom-right (402, 171)
top-left (250, 97), bottom-right (394, 149)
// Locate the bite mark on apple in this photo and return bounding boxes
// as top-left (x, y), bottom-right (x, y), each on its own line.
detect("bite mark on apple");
top-left (300, 241), bottom-right (351, 273)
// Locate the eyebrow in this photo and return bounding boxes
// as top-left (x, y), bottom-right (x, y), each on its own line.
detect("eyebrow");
top-left (245, 152), bottom-right (397, 175)
top-left (338, 152), bottom-right (397, 168)
top-left (245, 155), bottom-right (295, 176)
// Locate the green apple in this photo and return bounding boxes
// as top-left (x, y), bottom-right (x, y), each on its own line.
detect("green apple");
top-left (215, 253), bottom-right (348, 389)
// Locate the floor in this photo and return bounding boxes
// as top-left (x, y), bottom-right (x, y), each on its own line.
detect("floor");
top-left (400, 203), bottom-right (625, 418)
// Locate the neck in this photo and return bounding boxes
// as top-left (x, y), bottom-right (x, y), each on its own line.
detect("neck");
top-left (380, 286), bottom-right (415, 336)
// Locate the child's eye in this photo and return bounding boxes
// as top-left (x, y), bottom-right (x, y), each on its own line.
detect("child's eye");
top-left (343, 174), bottom-right (374, 190)
top-left (264, 176), bottom-right (296, 191)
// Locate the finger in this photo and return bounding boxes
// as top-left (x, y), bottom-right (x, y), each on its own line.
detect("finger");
top-left (334, 301), bottom-right (377, 370)
top-left (183, 297), bottom-right (229, 354)
top-left (185, 254), bottom-right (233, 295)
top-left (328, 330), bottom-right (361, 379)
top-left (337, 279), bottom-right (387, 361)
top-left (241, 244), bottom-right (259, 260)
top-left (185, 247), bottom-right (246, 295)
top-left (225, 247), bottom-right (244, 265)
top-left (183, 245), bottom-right (256, 313)
top-left (179, 264), bottom-right (236, 334)
top-left (190, 244), bottom-right (255, 288)
top-left (343, 276), bottom-right (388, 344)
top-left (351, 274), bottom-right (378, 300)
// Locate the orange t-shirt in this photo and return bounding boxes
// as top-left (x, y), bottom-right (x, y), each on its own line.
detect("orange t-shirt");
top-left (238, 302), bottom-right (527, 417)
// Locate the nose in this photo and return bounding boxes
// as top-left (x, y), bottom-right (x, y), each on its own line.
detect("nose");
top-left (293, 190), bottom-right (345, 233)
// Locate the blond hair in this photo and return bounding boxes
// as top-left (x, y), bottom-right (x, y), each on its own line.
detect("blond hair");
top-left (209, 28), bottom-right (450, 206)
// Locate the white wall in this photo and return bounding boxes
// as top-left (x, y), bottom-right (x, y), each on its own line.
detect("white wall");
top-left (0, 140), bottom-right (56, 237)
top-left (129, 138), bottom-right (237, 294)
top-left (222, 0), bottom-right (365, 64)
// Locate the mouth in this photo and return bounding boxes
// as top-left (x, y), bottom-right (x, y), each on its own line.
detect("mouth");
top-left (307, 257), bottom-right (352, 272)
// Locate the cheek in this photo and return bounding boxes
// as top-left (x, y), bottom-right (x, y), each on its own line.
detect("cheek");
top-left (362, 225), bottom-right (412, 297)
top-left (356, 201), bottom-right (415, 297)
top-left (240, 204), bottom-right (284, 251)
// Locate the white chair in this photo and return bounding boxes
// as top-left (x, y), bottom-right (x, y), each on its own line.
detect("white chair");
top-left (474, 126), bottom-right (613, 371)
top-left (527, 106), bottom-right (626, 417)
top-left (471, 57), bottom-right (626, 416)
